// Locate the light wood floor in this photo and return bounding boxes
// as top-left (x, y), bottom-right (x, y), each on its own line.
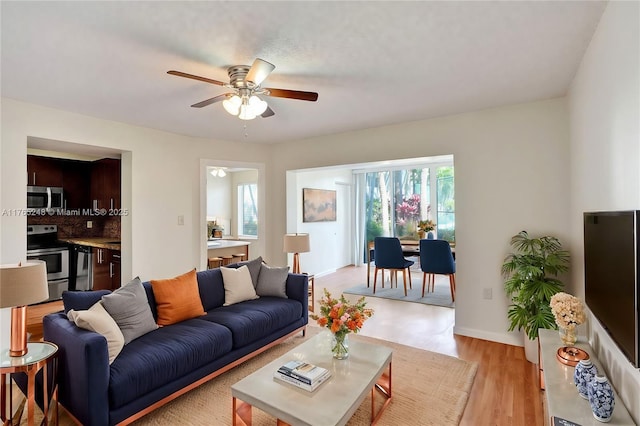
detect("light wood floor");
top-left (25, 265), bottom-right (545, 425)
top-left (314, 265), bottom-right (544, 426)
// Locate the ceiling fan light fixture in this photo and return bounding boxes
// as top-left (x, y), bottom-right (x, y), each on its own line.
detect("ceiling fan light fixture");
top-left (238, 104), bottom-right (257, 120)
top-left (249, 95), bottom-right (268, 115)
top-left (222, 95), bottom-right (241, 116)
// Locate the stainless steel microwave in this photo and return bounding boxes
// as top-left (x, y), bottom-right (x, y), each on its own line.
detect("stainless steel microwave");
top-left (27, 186), bottom-right (64, 212)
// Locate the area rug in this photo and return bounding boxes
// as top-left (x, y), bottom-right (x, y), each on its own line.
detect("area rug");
top-left (344, 278), bottom-right (455, 308)
top-left (35, 328), bottom-right (476, 426)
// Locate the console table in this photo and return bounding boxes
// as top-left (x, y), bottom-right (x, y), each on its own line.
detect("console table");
top-left (538, 329), bottom-right (635, 425)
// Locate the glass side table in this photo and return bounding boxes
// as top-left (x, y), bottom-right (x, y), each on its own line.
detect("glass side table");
top-left (1, 342), bottom-right (59, 426)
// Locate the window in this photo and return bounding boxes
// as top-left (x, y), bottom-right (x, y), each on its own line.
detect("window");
top-left (360, 161), bottom-right (454, 252)
top-left (238, 183), bottom-right (258, 236)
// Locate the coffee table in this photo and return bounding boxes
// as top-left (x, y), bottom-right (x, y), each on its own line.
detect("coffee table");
top-left (231, 331), bottom-right (392, 426)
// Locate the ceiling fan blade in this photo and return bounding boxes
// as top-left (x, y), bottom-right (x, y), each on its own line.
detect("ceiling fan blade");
top-left (264, 88), bottom-right (318, 102)
top-left (261, 106), bottom-right (275, 118)
top-left (191, 94), bottom-right (231, 108)
top-left (246, 58), bottom-right (275, 86)
top-left (167, 70), bottom-right (225, 86)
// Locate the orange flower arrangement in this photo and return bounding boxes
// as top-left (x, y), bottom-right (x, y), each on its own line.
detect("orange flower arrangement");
top-left (312, 289), bottom-right (373, 340)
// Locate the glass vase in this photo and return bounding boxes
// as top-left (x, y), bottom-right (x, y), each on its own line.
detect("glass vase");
top-left (559, 326), bottom-right (577, 346)
top-left (331, 332), bottom-right (349, 359)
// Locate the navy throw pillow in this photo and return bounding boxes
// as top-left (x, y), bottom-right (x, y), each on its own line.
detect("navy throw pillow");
top-left (62, 290), bottom-right (111, 314)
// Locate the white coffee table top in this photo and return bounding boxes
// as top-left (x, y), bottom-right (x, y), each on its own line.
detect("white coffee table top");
top-left (231, 330), bottom-right (392, 426)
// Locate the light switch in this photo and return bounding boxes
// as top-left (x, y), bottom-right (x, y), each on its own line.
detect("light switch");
top-left (178, 215), bottom-right (184, 226)
top-left (87, 221), bottom-right (93, 229)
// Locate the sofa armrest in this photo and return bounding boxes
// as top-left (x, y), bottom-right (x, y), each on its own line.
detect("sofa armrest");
top-left (285, 273), bottom-right (309, 324)
top-left (43, 312), bottom-right (111, 426)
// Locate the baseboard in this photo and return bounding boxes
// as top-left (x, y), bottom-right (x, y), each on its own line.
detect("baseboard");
top-left (453, 325), bottom-right (523, 347)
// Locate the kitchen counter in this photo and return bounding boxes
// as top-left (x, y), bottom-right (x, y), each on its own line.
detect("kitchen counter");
top-left (62, 237), bottom-right (121, 251)
top-left (207, 239), bottom-right (250, 259)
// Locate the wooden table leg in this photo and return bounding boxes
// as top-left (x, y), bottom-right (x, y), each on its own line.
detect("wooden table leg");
top-left (371, 361), bottom-right (392, 425)
top-left (233, 396), bottom-right (252, 426)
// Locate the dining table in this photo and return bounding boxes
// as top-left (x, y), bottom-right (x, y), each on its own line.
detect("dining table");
top-left (366, 239), bottom-right (455, 286)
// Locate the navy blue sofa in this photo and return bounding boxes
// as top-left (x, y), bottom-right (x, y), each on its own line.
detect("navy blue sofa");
top-left (42, 268), bottom-right (308, 426)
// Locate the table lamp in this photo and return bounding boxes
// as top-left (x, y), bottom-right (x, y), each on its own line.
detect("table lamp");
top-left (283, 233), bottom-right (310, 274)
top-left (0, 261), bottom-right (49, 356)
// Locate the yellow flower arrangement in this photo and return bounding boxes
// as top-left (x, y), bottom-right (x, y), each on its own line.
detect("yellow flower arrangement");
top-left (417, 219), bottom-right (436, 232)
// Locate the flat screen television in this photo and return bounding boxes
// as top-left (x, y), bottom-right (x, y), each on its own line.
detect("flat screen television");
top-left (584, 210), bottom-right (640, 368)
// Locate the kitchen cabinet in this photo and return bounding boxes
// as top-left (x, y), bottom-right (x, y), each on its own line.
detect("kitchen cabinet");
top-left (27, 155), bottom-right (64, 187)
top-left (92, 248), bottom-right (121, 291)
top-left (90, 158), bottom-right (121, 211)
top-left (60, 159), bottom-right (91, 210)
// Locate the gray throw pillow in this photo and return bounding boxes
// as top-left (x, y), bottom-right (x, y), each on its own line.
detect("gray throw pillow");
top-left (237, 256), bottom-right (263, 288)
top-left (256, 264), bottom-right (289, 298)
top-left (101, 277), bottom-right (158, 344)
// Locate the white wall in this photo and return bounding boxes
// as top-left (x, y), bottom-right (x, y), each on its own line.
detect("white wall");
top-left (206, 171), bottom-right (231, 234)
top-left (568, 1), bottom-right (640, 422)
top-left (271, 97), bottom-right (571, 347)
top-left (0, 99), bottom-right (270, 350)
top-left (285, 168), bottom-right (353, 275)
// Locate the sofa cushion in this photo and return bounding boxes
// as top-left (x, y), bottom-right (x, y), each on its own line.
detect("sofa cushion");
top-left (200, 297), bottom-right (303, 348)
top-left (256, 264), bottom-right (289, 298)
top-left (62, 289), bottom-right (111, 313)
top-left (150, 269), bottom-right (205, 326)
top-left (234, 256), bottom-right (263, 287)
top-left (101, 277), bottom-right (158, 344)
top-left (196, 268), bottom-right (225, 311)
top-left (220, 265), bottom-right (259, 306)
top-left (67, 301), bottom-right (124, 364)
top-left (108, 319), bottom-right (233, 409)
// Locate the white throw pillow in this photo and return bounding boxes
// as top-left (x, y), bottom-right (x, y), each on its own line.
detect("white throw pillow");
top-left (220, 265), bottom-right (259, 306)
top-left (67, 301), bottom-right (125, 364)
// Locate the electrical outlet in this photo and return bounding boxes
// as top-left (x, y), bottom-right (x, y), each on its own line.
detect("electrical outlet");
top-left (483, 288), bottom-right (493, 300)
top-left (87, 221), bottom-right (93, 229)
top-left (178, 215), bottom-right (184, 226)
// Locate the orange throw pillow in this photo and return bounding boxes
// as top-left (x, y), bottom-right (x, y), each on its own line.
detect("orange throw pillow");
top-left (150, 269), bottom-right (205, 326)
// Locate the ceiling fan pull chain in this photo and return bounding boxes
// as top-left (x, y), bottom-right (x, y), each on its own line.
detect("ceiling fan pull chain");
top-left (244, 123), bottom-right (249, 139)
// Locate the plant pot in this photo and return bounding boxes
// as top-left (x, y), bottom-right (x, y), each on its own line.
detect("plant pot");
top-left (523, 336), bottom-right (539, 364)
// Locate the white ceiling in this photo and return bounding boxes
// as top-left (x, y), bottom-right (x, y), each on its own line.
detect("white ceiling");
top-left (1, 1), bottom-right (607, 144)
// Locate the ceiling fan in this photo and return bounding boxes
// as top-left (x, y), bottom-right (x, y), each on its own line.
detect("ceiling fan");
top-left (168, 58), bottom-right (318, 120)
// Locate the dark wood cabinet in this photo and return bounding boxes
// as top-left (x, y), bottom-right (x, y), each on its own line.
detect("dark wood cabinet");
top-left (111, 251), bottom-right (121, 289)
top-left (27, 155), bottom-right (64, 187)
top-left (60, 159), bottom-right (91, 210)
top-left (92, 248), bottom-right (120, 291)
top-left (27, 155), bottom-right (121, 212)
top-left (90, 158), bottom-right (121, 211)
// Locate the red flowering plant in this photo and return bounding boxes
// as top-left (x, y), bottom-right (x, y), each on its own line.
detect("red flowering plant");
top-left (311, 289), bottom-right (374, 358)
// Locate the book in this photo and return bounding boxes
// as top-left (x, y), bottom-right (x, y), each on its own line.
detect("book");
top-left (277, 360), bottom-right (330, 385)
top-left (551, 416), bottom-right (581, 426)
top-left (273, 369), bottom-right (331, 392)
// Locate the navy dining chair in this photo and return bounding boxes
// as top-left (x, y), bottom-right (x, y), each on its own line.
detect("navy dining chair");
top-left (419, 239), bottom-right (456, 301)
top-left (373, 237), bottom-right (414, 296)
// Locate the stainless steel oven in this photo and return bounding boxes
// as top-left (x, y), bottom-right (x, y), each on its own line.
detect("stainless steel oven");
top-left (27, 225), bottom-right (69, 302)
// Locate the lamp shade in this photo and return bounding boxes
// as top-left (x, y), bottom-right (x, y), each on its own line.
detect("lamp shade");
top-left (283, 234), bottom-right (310, 254)
top-left (0, 261), bottom-right (49, 308)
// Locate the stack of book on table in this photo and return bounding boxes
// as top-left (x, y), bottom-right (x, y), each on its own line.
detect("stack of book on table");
top-left (273, 360), bottom-right (332, 392)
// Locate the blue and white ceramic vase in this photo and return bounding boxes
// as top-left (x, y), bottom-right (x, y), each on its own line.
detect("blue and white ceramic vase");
top-left (574, 359), bottom-right (597, 399)
top-left (588, 374), bottom-right (615, 422)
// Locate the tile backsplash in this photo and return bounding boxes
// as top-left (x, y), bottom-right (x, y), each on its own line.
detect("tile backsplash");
top-left (28, 215), bottom-right (120, 239)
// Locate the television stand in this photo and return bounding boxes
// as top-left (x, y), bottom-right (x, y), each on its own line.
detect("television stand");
top-left (538, 329), bottom-right (635, 425)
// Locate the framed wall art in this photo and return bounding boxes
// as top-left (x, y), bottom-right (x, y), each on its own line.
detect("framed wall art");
top-left (303, 188), bottom-right (336, 222)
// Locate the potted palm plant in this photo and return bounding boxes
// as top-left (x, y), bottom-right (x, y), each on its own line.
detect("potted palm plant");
top-left (501, 231), bottom-right (570, 363)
